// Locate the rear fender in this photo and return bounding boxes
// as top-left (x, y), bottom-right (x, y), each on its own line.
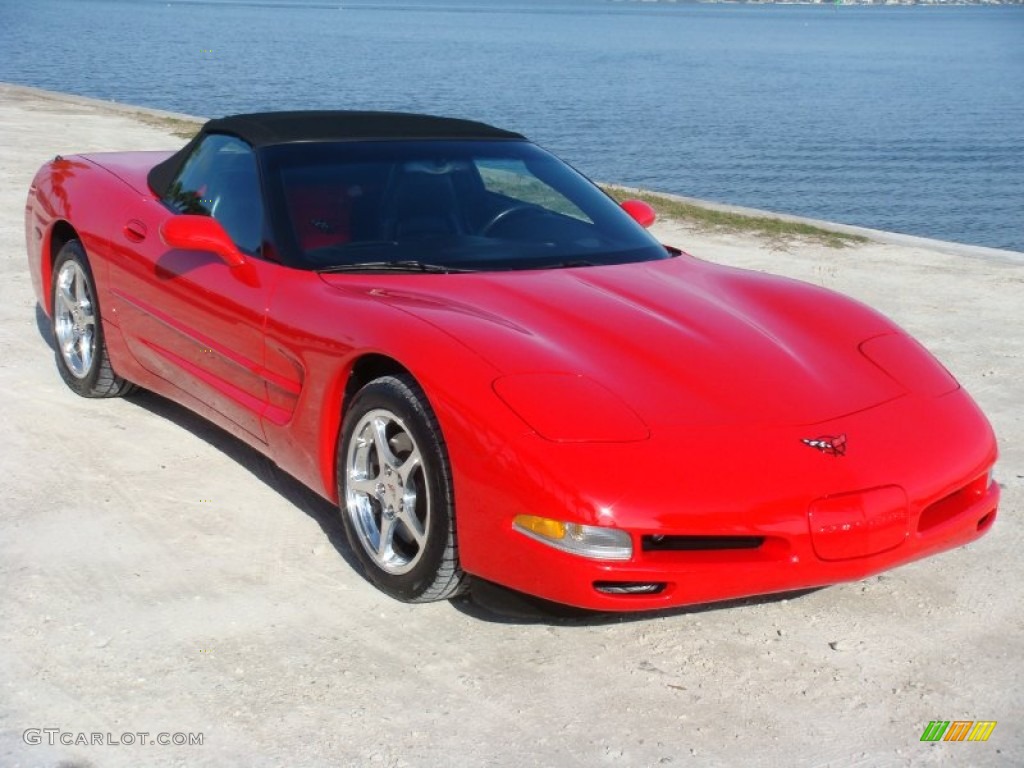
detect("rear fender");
top-left (25, 162), bottom-right (64, 314)
top-left (27, 156), bottom-right (134, 312)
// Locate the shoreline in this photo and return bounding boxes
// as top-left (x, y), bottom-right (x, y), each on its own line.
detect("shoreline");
top-left (4, 81), bottom-right (1021, 264)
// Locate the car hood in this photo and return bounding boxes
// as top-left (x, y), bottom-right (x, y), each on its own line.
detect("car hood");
top-left (321, 257), bottom-right (906, 429)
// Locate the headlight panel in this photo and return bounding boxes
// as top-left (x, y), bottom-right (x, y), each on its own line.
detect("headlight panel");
top-left (513, 514), bottom-right (633, 561)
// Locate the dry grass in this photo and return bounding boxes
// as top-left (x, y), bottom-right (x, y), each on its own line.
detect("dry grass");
top-left (603, 184), bottom-right (867, 249)
top-left (133, 113), bottom-right (203, 140)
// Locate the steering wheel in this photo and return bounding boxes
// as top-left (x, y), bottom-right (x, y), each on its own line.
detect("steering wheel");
top-left (479, 204), bottom-right (541, 236)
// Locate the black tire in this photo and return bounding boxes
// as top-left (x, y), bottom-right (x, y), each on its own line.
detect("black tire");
top-left (337, 374), bottom-right (466, 602)
top-left (51, 240), bottom-right (136, 398)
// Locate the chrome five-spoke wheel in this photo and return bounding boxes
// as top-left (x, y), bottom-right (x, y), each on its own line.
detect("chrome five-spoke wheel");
top-left (338, 374), bottom-right (465, 602)
top-left (54, 259), bottom-right (97, 379)
top-left (50, 240), bottom-right (136, 398)
top-left (345, 408), bottom-right (429, 575)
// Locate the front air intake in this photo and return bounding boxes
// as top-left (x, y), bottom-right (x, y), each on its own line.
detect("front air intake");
top-left (918, 473), bottom-right (990, 533)
top-left (641, 535), bottom-right (765, 552)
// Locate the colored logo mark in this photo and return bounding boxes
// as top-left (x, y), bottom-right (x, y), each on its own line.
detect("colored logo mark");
top-left (920, 720), bottom-right (997, 742)
top-left (801, 433), bottom-right (847, 457)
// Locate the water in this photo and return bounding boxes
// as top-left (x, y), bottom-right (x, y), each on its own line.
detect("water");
top-left (2, 0), bottom-right (1022, 251)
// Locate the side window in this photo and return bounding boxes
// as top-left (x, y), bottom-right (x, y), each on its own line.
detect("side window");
top-left (476, 158), bottom-right (590, 222)
top-left (164, 134), bottom-right (263, 254)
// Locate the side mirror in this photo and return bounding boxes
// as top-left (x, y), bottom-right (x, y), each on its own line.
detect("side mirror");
top-left (620, 199), bottom-right (657, 229)
top-left (160, 214), bottom-right (246, 268)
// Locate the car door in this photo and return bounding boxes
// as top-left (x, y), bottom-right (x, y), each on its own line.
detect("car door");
top-left (108, 134), bottom-right (277, 443)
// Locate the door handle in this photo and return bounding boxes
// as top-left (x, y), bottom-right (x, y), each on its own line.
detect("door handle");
top-left (124, 219), bottom-right (148, 242)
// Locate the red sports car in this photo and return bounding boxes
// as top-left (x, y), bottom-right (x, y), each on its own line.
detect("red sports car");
top-left (24, 111), bottom-right (999, 611)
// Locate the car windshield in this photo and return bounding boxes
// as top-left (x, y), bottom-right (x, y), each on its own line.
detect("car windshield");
top-left (259, 140), bottom-right (668, 271)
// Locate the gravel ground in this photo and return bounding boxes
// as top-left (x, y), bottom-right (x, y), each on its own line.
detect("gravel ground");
top-left (1, 83), bottom-right (1021, 768)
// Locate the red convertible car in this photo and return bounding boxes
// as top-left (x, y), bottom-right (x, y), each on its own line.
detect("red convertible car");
top-left (24, 111), bottom-right (999, 610)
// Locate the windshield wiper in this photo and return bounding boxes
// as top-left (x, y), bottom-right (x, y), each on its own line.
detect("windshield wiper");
top-left (536, 259), bottom-right (601, 270)
top-left (317, 260), bottom-right (476, 274)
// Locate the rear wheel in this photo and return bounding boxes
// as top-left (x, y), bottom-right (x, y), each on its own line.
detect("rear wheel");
top-left (51, 240), bottom-right (136, 398)
top-left (337, 374), bottom-right (466, 602)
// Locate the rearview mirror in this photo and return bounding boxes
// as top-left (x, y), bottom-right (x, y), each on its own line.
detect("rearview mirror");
top-left (160, 215), bottom-right (246, 268)
top-left (620, 199), bottom-right (657, 229)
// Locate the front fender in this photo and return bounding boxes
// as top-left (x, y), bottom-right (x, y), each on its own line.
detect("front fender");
top-left (261, 274), bottom-right (529, 503)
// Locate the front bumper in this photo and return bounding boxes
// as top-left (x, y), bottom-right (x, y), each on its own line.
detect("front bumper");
top-left (487, 479), bottom-right (997, 611)
top-left (454, 387), bottom-right (999, 611)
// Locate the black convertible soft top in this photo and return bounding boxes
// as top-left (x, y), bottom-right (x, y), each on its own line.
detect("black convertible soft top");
top-left (147, 110), bottom-right (526, 198)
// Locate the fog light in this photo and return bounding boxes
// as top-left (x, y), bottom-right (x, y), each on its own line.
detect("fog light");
top-left (594, 581), bottom-right (666, 595)
top-left (513, 514), bottom-right (632, 561)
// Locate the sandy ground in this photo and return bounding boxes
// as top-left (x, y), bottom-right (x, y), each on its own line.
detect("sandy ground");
top-left (0, 83), bottom-right (1021, 768)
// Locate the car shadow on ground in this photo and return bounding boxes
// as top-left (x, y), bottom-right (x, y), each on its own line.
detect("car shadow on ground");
top-left (35, 303), bottom-right (55, 351)
top-left (455, 579), bottom-right (822, 626)
top-left (126, 389), bottom-right (364, 574)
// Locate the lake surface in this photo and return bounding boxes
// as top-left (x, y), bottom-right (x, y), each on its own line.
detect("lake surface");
top-left (2, 0), bottom-right (1022, 251)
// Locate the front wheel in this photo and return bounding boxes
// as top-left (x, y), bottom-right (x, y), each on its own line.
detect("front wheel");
top-left (337, 374), bottom-right (466, 602)
top-left (51, 240), bottom-right (136, 398)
